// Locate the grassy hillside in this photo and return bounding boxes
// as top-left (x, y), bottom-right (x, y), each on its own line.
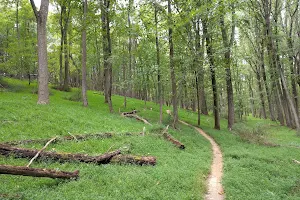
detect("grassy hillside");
top-left (1, 78), bottom-right (300, 200)
top-left (0, 78), bottom-right (211, 200)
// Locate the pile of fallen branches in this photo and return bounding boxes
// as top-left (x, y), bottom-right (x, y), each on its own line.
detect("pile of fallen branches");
top-left (0, 135), bottom-right (156, 180)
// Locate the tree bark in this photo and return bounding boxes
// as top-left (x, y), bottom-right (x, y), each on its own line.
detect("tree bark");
top-left (110, 155), bottom-right (156, 166)
top-left (0, 144), bottom-right (121, 164)
top-left (0, 165), bottom-right (79, 179)
top-left (81, 0), bottom-right (88, 107)
top-left (30, 0), bottom-right (50, 104)
top-left (163, 132), bottom-right (185, 149)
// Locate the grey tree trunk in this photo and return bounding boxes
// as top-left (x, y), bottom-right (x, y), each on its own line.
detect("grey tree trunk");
top-left (220, 1), bottom-right (235, 130)
top-left (81, 0), bottom-right (88, 107)
top-left (168, 0), bottom-right (178, 128)
top-left (30, 0), bottom-right (50, 104)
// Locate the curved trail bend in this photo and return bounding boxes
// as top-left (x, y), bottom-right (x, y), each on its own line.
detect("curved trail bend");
top-left (180, 121), bottom-right (224, 200)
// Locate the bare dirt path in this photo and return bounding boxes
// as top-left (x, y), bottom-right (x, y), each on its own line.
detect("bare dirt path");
top-left (180, 121), bottom-right (224, 200)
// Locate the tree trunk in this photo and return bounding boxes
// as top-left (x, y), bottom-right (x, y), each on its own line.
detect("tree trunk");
top-left (168, 0), bottom-right (178, 128)
top-left (0, 144), bottom-right (121, 165)
top-left (110, 155), bottom-right (156, 166)
top-left (30, 0), bottom-right (50, 104)
top-left (255, 70), bottom-right (267, 119)
top-left (220, 2), bottom-right (235, 130)
top-left (101, 0), bottom-right (113, 113)
top-left (0, 165), bottom-right (79, 179)
top-left (260, 44), bottom-right (275, 121)
top-left (81, 0), bottom-right (88, 107)
top-left (203, 20), bottom-right (220, 130)
top-left (154, 5), bottom-right (163, 124)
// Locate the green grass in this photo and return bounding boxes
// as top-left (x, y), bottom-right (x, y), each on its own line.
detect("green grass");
top-left (180, 111), bottom-right (300, 200)
top-left (0, 78), bottom-right (211, 200)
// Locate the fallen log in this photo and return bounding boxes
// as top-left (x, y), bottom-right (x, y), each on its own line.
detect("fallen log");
top-left (121, 110), bottom-right (138, 116)
top-left (163, 132), bottom-right (185, 149)
top-left (4, 132), bottom-right (113, 146)
top-left (110, 155), bottom-right (156, 166)
top-left (124, 114), bottom-right (152, 126)
top-left (0, 144), bottom-right (121, 164)
top-left (0, 165), bottom-right (79, 179)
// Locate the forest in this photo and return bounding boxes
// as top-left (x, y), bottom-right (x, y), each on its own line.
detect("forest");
top-left (0, 0), bottom-right (300, 200)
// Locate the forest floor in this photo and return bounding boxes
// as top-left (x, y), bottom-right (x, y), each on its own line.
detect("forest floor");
top-left (0, 78), bottom-right (300, 200)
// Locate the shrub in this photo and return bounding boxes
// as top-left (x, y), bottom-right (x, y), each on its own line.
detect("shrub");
top-left (232, 123), bottom-right (277, 146)
top-left (63, 90), bottom-right (82, 102)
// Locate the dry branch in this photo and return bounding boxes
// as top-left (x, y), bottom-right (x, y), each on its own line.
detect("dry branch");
top-left (124, 114), bottom-right (152, 126)
top-left (292, 159), bottom-right (300, 165)
top-left (0, 165), bottom-right (79, 179)
top-left (162, 126), bottom-right (185, 149)
top-left (27, 137), bottom-right (57, 167)
top-left (0, 144), bottom-right (121, 164)
top-left (121, 110), bottom-right (138, 116)
top-left (110, 155), bottom-right (156, 166)
top-left (4, 133), bottom-right (113, 146)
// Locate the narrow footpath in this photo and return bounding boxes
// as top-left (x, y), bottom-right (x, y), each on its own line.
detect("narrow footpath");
top-left (180, 121), bottom-right (224, 200)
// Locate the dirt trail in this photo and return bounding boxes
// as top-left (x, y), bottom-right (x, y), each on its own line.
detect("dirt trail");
top-left (180, 121), bottom-right (224, 200)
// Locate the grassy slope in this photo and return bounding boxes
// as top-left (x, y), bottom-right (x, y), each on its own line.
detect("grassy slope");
top-left (0, 79), bottom-right (211, 200)
top-left (179, 110), bottom-right (300, 200)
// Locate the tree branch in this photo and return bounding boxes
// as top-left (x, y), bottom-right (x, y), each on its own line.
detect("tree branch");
top-left (30, 0), bottom-right (38, 19)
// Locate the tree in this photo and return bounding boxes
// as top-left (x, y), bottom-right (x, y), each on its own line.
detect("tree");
top-left (30, 0), bottom-right (50, 104)
top-left (219, 0), bottom-right (235, 130)
top-left (168, 0), bottom-right (178, 128)
top-left (81, 0), bottom-right (88, 107)
top-left (101, 0), bottom-right (113, 113)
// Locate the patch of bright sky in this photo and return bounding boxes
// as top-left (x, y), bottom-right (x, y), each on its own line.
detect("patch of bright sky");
top-left (33, 0), bottom-right (55, 12)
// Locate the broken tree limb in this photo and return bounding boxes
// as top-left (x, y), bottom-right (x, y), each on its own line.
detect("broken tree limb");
top-left (124, 114), bottom-right (152, 126)
top-left (0, 165), bottom-right (79, 179)
top-left (27, 137), bottom-right (57, 167)
top-left (121, 110), bottom-right (138, 116)
top-left (163, 131), bottom-right (185, 149)
top-left (110, 155), bottom-right (156, 166)
top-left (292, 159), bottom-right (300, 165)
top-left (0, 144), bottom-right (121, 164)
top-left (3, 132), bottom-right (113, 146)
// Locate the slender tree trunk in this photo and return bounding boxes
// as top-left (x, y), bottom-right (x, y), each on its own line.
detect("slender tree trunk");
top-left (260, 40), bottom-right (275, 120)
top-left (255, 69), bottom-right (267, 119)
top-left (59, 5), bottom-right (65, 87)
top-left (30, 0), bottom-right (50, 104)
top-left (203, 20), bottom-right (220, 130)
top-left (63, 2), bottom-right (71, 91)
top-left (63, 29), bottom-right (69, 91)
top-left (81, 0), bottom-right (88, 107)
top-left (154, 4), bottom-right (163, 124)
top-left (168, 0), bottom-right (178, 128)
top-left (101, 0), bottom-right (113, 113)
